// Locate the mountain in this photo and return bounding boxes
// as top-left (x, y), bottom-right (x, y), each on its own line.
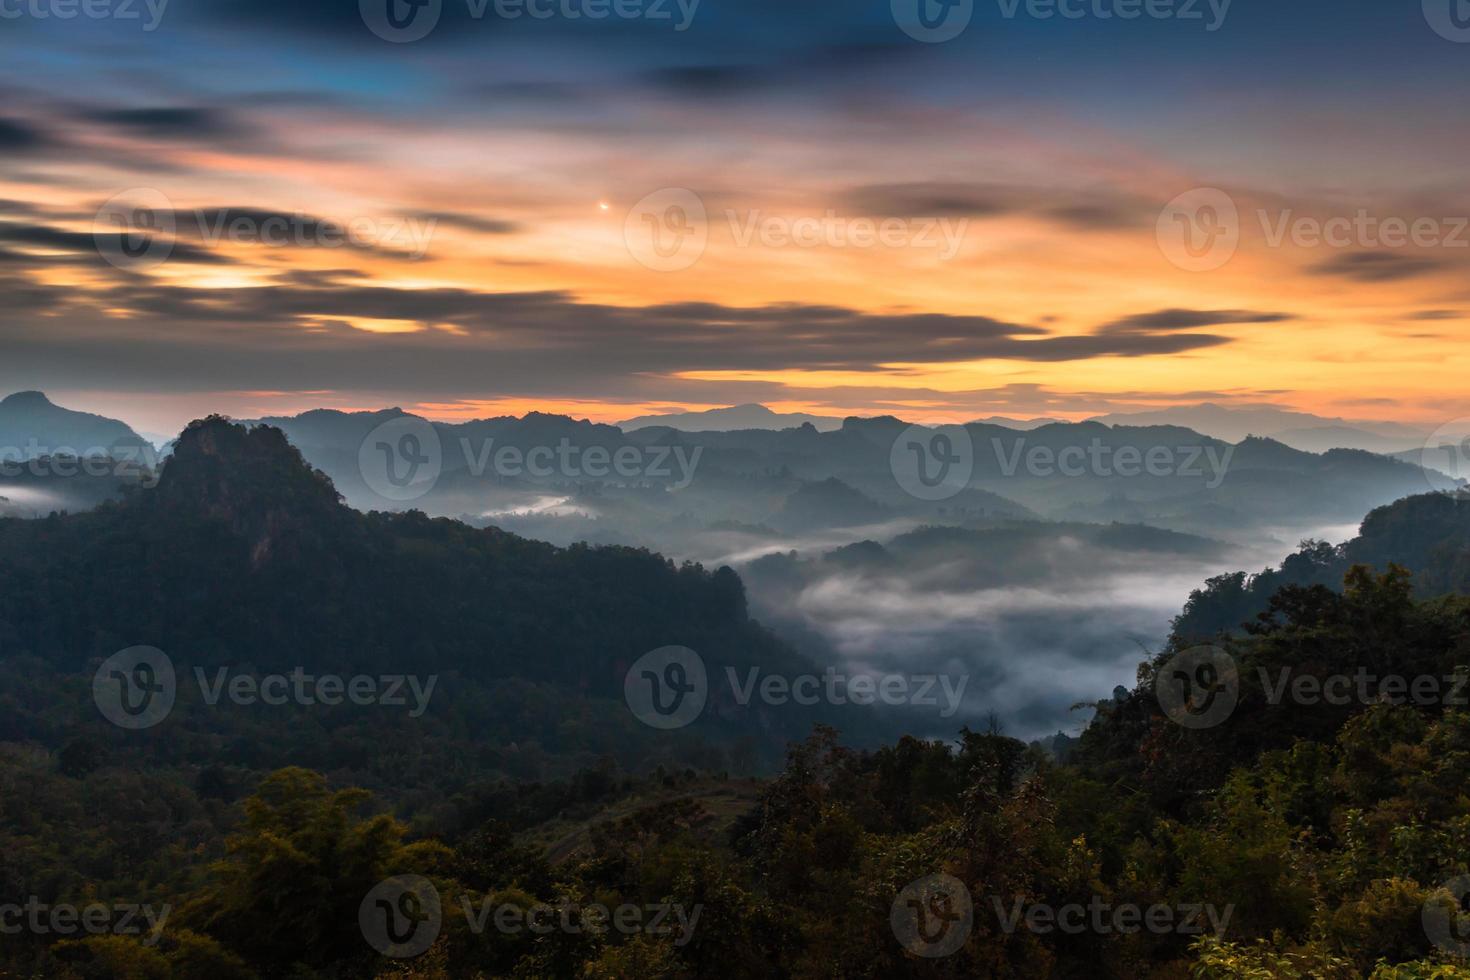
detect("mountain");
top-left (6, 442), bottom-right (1465, 980)
top-left (1388, 442), bottom-right (1468, 492)
top-left (0, 391), bottom-right (156, 517)
top-left (0, 390), bottom-right (151, 457)
top-left (1170, 489), bottom-right (1470, 642)
top-left (967, 415), bottom-right (1062, 430)
top-left (1088, 402), bottom-right (1427, 451)
top-left (775, 477), bottom-right (890, 531)
top-left (617, 403), bottom-right (845, 432)
top-left (177, 406), bottom-right (1446, 551)
top-left (1, 399), bottom-right (1446, 562)
top-left (0, 416), bottom-right (865, 776)
top-left (1268, 424), bottom-right (1427, 455)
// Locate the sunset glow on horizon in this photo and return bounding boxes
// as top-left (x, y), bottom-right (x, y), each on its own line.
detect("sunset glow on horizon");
top-left (2, 1), bottom-right (1468, 434)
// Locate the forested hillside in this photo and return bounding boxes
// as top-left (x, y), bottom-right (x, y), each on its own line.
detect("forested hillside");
top-left (4, 419), bottom-right (1470, 977)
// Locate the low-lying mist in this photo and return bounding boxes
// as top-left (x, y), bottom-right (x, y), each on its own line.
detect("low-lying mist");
top-left (730, 522), bottom-right (1314, 742)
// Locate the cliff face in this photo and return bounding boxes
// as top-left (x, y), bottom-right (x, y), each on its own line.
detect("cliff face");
top-left (152, 418), bottom-right (347, 568)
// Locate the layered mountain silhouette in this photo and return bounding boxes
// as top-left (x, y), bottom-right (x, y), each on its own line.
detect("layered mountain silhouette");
top-left (1088, 401), bottom-right (1429, 452)
top-left (0, 394), bottom-right (1454, 553)
top-left (617, 403), bottom-right (845, 432)
top-left (0, 392), bottom-right (156, 517)
top-left (0, 417), bottom-right (844, 769)
top-left (0, 390), bottom-right (151, 456)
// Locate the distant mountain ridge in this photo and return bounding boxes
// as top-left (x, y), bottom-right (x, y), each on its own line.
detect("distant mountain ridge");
top-left (0, 390), bottom-right (151, 457)
top-left (1, 394), bottom-right (1452, 550)
top-left (0, 415), bottom-right (836, 769)
top-left (0, 391), bottom-right (1430, 456)
top-left (617, 403), bottom-right (845, 432)
top-left (968, 415), bottom-right (1062, 430)
top-left (618, 403), bottom-right (1067, 434)
top-left (1089, 402), bottom-right (1429, 453)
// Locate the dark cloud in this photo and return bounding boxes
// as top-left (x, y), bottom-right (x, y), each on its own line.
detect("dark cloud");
top-left (840, 181), bottom-right (1151, 229)
top-left (0, 224), bottom-right (128, 251)
top-left (0, 223), bottom-right (233, 267)
top-left (141, 208), bottom-right (441, 259)
top-left (0, 199), bottom-right (45, 218)
top-left (1042, 203), bottom-right (1142, 230)
top-left (842, 182), bottom-right (1013, 218)
top-left (79, 107), bottom-right (245, 140)
top-left (1099, 309), bottom-right (1294, 335)
top-left (0, 117), bottom-right (53, 152)
top-left (640, 65), bottom-right (772, 96)
top-left (1408, 309), bottom-right (1460, 320)
top-left (176, 208), bottom-right (371, 247)
top-left (422, 211), bottom-right (521, 235)
top-left (0, 259), bottom-right (1241, 404)
top-left (1311, 251), bottom-right (1444, 282)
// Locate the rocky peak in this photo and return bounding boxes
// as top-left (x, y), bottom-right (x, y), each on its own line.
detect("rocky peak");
top-left (152, 418), bottom-right (346, 564)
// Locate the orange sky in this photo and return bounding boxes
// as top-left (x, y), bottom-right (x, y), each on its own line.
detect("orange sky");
top-left (4, 20), bottom-right (1469, 434)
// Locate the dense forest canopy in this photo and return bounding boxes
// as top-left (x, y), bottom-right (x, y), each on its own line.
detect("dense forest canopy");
top-left (3, 419), bottom-right (1470, 977)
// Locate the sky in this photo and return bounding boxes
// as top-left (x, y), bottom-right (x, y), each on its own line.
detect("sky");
top-left (2, 0), bottom-right (1469, 434)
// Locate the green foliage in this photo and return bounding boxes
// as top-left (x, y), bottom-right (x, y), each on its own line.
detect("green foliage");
top-left (180, 768), bottom-right (452, 974)
top-left (1370, 961), bottom-right (1470, 979)
top-left (1189, 936), bottom-right (1356, 979)
top-left (7, 425), bottom-right (1470, 977)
